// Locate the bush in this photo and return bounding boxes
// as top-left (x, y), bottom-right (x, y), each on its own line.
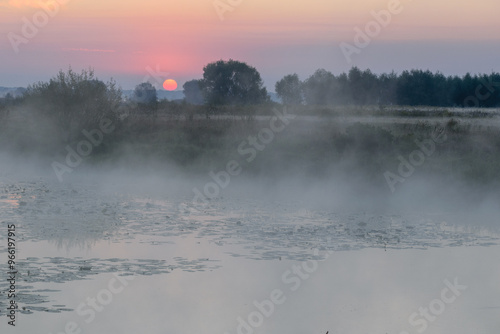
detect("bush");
top-left (24, 68), bottom-right (122, 142)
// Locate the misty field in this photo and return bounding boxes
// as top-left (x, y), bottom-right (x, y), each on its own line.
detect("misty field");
top-left (2, 103), bottom-right (500, 191)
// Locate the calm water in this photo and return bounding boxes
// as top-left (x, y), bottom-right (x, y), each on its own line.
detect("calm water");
top-left (0, 176), bottom-right (499, 334)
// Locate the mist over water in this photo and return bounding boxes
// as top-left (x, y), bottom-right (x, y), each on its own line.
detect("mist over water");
top-left (2, 0), bottom-right (500, 329)
top-left (1, 106), bottom-right (499, 237)
top-left (1, 74), bottom-right (500, 334)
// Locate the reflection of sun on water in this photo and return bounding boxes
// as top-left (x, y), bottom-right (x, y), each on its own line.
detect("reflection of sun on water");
top-left (0, 194), bottom-right (36, 207)
top-left (0, 194), bottom-right (22, 207)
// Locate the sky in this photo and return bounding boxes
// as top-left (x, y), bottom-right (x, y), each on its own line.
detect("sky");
top-left (0, 0), bottom-right (499, 91)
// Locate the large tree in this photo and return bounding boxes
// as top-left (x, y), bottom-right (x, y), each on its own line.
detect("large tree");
top-left (25, 68), bottom-right (122, 141)
top-left (275, 74), bottom-right (303, 105)
top-left (200, 59), bottom-right (269, 106)
top-left (302, 69), bottom-right (336, 105)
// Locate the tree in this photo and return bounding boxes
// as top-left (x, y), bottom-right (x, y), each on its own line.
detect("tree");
top-left (275, 74), bottom-right (303, 105)
top-left (133, 82), bottom-right (157, 111)
top-left (378, 72), bottom-right (398, 105)
top-left (25, 68), bottom-right (122, 141)
top-left (302, 69), bottom-right (336, 105)
top-left (396, 70), bottom-right (450, 106)
top-left (488, 73), bottom-right (500, 107)
top-left (183, 79), bottom-right (204, 105)
top-left (348, 67), bottom-right (379, 105)
top-left (0, 100), bottom-right (10, 128)
top-left (200, 59), bottom-right (269, 106)
top-left (334, 72), bottom-right (351, 105)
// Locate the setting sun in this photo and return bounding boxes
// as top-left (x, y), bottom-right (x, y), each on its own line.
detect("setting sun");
top-left (163, 79), bottom-right (178, 91)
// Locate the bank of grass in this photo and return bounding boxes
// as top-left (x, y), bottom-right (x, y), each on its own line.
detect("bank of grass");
top-left (89, 112), bottom-right (500, 188)
top-left (174, 103), bottom-right (500, 118)
top-left (2, 104), bottom-right (500, 188)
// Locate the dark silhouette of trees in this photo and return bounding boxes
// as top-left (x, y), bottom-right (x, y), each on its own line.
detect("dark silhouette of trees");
top-left (275, 68), bottom-right (500, 108)
top-left (378, 72), bottom-right (398, 105)
top-left (348, 67), bottom-right (379, 105)
top-left (275, 73), bottom-right (302, 105)
top-left (183, 79), bottom-right (204, 105)
top-left (396, 70), bottom-right (450, 106)
top-left (200, 59), bottom-right (269, 106)
top-left (133, 82), bottom-right (157, 111)
top-left (24, 68), bottom-right (122, 141)
top-left (452, 73), bottom-right (476, 107)
top-left (302, 69), bottom-right (336, 105)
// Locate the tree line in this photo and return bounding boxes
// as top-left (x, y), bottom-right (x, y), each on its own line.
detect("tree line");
top-left (274, 67), bottom-right (500, 107)
top-left (2, 62), bottom-right (500, 134)
top-left (182, 62), bottom-right (500, 108)
top-left (1, 63), bottom-right (500, 163)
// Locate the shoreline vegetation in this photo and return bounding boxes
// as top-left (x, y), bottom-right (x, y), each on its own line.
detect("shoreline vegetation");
top-left (2, 104), bottom-right (500, 186)
top-left (1, 66), bottom-right (500, 195)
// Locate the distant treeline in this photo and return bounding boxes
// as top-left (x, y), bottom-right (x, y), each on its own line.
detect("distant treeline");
top-left (2, 62), bottom-right (500, 111)
top-left (275, 68), bottom-right (500, 107)
top-left (2, 67), bottom-right (500, 188)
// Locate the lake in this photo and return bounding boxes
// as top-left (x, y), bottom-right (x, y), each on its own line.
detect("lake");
top-left (0, 173), bottom-right (499, 334)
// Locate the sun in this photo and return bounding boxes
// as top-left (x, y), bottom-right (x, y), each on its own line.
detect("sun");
top-left (163, 79), bottom-right (178, 91)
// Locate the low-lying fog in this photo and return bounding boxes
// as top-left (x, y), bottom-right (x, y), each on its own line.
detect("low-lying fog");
top-left (1, 106), bottom-right (499, 334)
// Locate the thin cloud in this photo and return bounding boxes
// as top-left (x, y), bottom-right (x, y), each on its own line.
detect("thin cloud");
top-left (62, 48), bottom-right (116, 53)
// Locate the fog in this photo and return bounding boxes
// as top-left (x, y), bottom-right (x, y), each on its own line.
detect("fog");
top-left (1, 93), bottom-right (500, 334)
top-left (1, 103), bottom-right (499, 236)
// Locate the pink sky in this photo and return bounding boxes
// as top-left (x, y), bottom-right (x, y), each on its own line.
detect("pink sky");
top-left (1, 0), bottom-right (499, 90)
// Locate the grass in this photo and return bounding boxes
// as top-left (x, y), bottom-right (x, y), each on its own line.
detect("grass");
top-left (1, 105), bottom-right (500, 189)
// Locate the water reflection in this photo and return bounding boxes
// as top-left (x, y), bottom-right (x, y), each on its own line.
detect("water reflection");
top-left (0, 177), bottom-right (499, 334)
top-left (2, 240), bottom-right (499, 334)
